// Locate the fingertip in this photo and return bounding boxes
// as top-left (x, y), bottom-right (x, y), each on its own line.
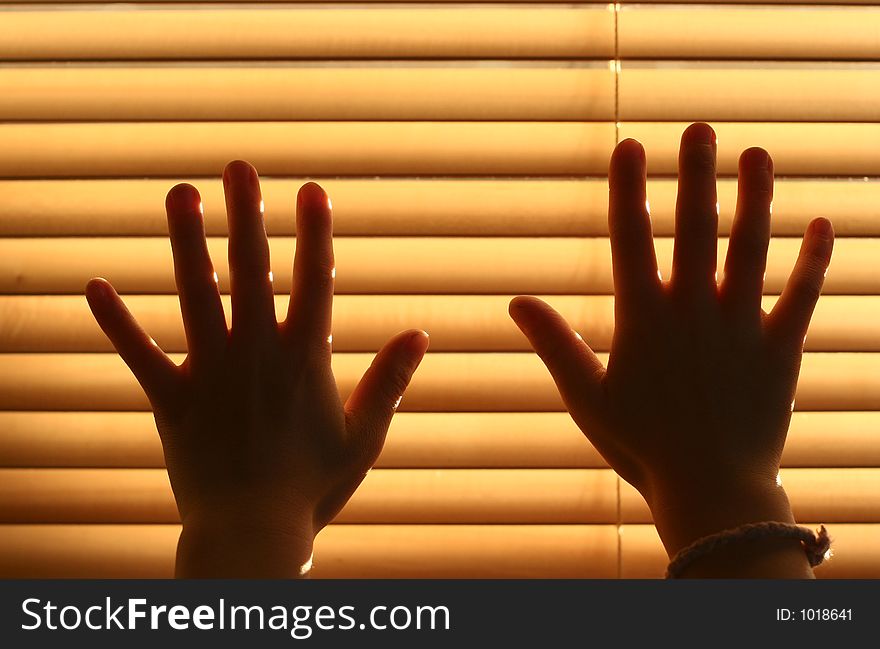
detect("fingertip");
top-left (298, 181), bottom-right (330, 211)
top-left (508, 295), bottom-right (526, 315)
top-left (810, 217), bottom-right (834, 242)
top-left (223, 160), bottom-right (257, 188)
top-left (806, 218), bottom-right (834, 269)
top-left (166, 184), bottom-right (204, 226)
top-left (684, 122), bottom-right (716, 148)
top-left (165, 183), bottom-right (201, 214)
top-left (85, 279), bottom-right (124, 326)
top-left (301, 180), bottom-right (324, 193)
top-left (387, 329), bottom-right (429, 359)
top-left (740, 147), bottom-right (771, 172)
top-left (508, 296), bottom-right (531, 324)
top-left (85, 276), bottom-right (107, 292)
top-left (85, 277), bottom-right (114, 304)
top-left (614, 138), bottom-right (645, 164)
top-left (406, 329), bottom-right (430, 355)
top-left (509, 295), bottom-right (543, 316)
top-left (509, 297), bottom-right (564, 339)
top-left (609, 140), bottom-right (646, 196)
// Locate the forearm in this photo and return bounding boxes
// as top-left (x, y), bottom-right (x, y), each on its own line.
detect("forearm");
top-left (648, 477), bottom-right (815, 579)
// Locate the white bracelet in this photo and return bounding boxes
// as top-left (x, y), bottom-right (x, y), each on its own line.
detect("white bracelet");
top-left (666, 522), bottom-right (831, 578)
top-left (298, 552), bottom-right (314, 577)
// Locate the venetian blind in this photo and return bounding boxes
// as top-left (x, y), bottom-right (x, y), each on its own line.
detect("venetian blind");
top-left (0, 2), bottom-right (879, 578)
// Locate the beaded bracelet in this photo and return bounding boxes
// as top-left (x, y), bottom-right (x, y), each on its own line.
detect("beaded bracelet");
top-left (665, 522), bottom-right (831, 578)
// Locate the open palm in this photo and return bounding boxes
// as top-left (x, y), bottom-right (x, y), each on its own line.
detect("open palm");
top-left (86, 161), bottom-right (429, 577)
top-left (510, 123), bottom-right (834, 571)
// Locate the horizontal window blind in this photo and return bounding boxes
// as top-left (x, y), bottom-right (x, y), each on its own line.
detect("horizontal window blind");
top-left (0, 2), bottom-right (878, 579)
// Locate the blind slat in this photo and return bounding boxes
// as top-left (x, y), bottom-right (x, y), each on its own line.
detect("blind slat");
top-left (623, 122), bottom-right (880, 176)
top-left (3, 122), bottom-right (879, 178)
top-left (2, 411), bottom-right (879, 469)
top-left (620, 7), bottom-right (880, 60)
top-left (0, 352), bottom-right (876, 412)
top-left (621, 469), bottom-right (880, 524)
top-left (0, 522), bottom-right (873, 579)
top-left (1, 178), bottom-right (879, 237)
top-left (621, 65), bottom-right (880, 122)
top-left (0, 67), bottom-right (616, 121)
top-left (0, 411), bottom-right (605, 469)
top-left (0, 468), bottom-right (875, 524)
top-left (4, 5), bottom-right (878, 61)
top-left (0, 524), bottom-right (618, 579)
top-left (7, 64), bottom-right (880, 122)
top-left (1, 237), bottom-right (876, 295)
top-left (0, 468), bottom-right (618, 524)
top-left (2, 295), bottom-right (880, 352)
top-left (0, 7), bottom-right (614, 60)
top-left (0, 122), bottom-right (616, 177)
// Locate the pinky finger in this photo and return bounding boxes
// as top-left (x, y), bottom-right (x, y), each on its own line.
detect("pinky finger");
top-left (85, 277), bottom-right (180, 404)
top-left (767, 218), bottom-right (834, 352)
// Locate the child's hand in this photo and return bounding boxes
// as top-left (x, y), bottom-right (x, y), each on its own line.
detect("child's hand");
top-left (510, 123), bottom-right (834, 576)
top-left (85, 161), bottom-right (429, 577)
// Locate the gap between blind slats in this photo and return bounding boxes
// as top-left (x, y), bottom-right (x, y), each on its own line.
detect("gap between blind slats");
top-left (2, 238), bottom-right (879, 294)
top-left (0, 468), bottom-right (877, 524)
top-left (4, 65), bottom-right (880, 121)
top-left (2, 295), bottom-right (880, 352)
top-left (3, 411), bottom-right (879, 469)
top-left (0, 523), bottom-right (874, 579)
top-left (1, 178), bottom-right (879, 237)
top-left (2, 123), bottom-right (880, 177)
top-left (0, 353), bottom-right (877, 411)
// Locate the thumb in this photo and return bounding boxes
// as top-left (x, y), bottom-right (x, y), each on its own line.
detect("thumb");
top-left (508, 295), bottom-right (606, 419)
top-left (344, 329), bottom-right (430, 466)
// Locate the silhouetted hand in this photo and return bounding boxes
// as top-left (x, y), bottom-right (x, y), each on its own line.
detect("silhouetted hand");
top-left (85, 161), bottom-right (429, 577)
top-left (510, 123), bottom-right (834, 577)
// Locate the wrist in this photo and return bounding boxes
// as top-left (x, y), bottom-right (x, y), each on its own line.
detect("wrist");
top-left (646, 473), bottom-right (795, 559)
top-left (176, 510), bottom-right (316, 578)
